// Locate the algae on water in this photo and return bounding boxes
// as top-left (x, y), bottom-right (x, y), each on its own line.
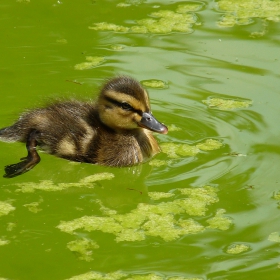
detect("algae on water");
top-left (161, 139), bottom-right (223, 159)
top-left (226, 243), bottom-right (250, 254)
top-left (268, 232), bottom-right (280, 243)
top-left (148, 159), bottom-right (168, 167)
top-left (65, 271), bottom-right (204, 280)
top-left (15, 172), bottom-right (114, 193)
top-left (148, 192), bottom-right (175, 201)
top-left (57, 186), bottom-right (226, 242)
top-left (196, 139), bottom-right (223, 151)
top-left (74, 56), bottom-right (105, 70)
top-left (67, 238), bottom-right (99, 262)
top-left (0, 201), bottom-right (15, 217)
top-left (89, 3), bottom-right (204, 35)
top-left (206, 209), bottom-right (232, 230)
top-left (0, 238), bottom-right (10, 246)
top-left (203, 97), bottom-right (252, 110)
top-left (216, 0), bottom-right (280, 36)
top-left (141, 79), bottom-right (168, 89)
top-left (23, 201), bottom-right (42, 213)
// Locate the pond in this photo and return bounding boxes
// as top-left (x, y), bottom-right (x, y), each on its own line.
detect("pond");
top-left (1, 0), bottom-right (280, 279)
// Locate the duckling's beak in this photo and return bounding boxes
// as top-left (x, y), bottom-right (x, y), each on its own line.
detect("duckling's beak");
top-left (139, 112), bottom-right (168, 134)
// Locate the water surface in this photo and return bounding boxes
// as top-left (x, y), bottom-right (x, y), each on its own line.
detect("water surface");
top-left (1, 1), bottom-right (280, 279)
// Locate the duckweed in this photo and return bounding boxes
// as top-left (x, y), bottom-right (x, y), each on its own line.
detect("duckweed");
top-left (74, 56), bottom-right (105, 70)
top-left (0, 239), bottom-right (10, 246)
top-left (89, 3), bottom-right (202, 35)
top-left (176, 3), bottom-right (204, 13)
top-left (89, 22), bottom-right (129, 32)
top-left (202, 97), bottom-right (252, 110)
top-left (56, 38), bottom-right (67, 44)
top-left (216, 0), bottom-right (280, 36)
top-left (196, 139), bottom-right (223, 151)
top-left (110, 44), bottom-right (125, 51)
top-left (206, 209), bottom-right (232, 230)
top-left (161, 143), bottom-right (200, 158)
top-left (66, 271), bottom-right (127, 280)
top-left (6, 223), bottom-right (16, 231)
top-left (161, 139), bottom-right (222, 159)
top-left (272, 191), bottom-right (280, 200)
top-left (148, 159), bottom-right (168, 167)
top-left (66, 271), bottom-right (204, 280)
top-left (141, 79), bottom-right (168, 89)
top-left (67, 238), bottom-right (99, 262)
top-left (217, 0), bottom-right (280, 26)
top-left (23, 201), bottom-right (42, 213)
top-left (167, 124), bottom-right (182, 132)
top-left (96, 199), bottom-right (118, 216)
top-left (58, 186), bottom-right (224, 242)
top-left (0, 201), bottom-right (15, 217)
top-left (117, 3), bottom-right (131, 8)
top-left (148, 192), bottom-right (175, 200)
top-left (80, 173), bottom-right (115, 183)
top-left (226, 243), bottom-right (250, 254)
top-left (268, 232), bottom-right (280, 243)
top-left (15, 172), bottom-right (114, 193)
top-left (180, 186), bottom-right (219, 205)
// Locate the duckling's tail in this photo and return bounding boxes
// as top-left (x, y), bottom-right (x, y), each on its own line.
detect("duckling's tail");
top-left (0, 126), bottom-right (23, 143)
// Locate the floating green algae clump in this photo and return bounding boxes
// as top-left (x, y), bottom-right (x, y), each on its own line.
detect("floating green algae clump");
top-left (0, 201), bottom-right (15, 217)
top-left (272, 191), bottom-right (280, 200)
top-left (196, 139), bottom-right (223, 151)
top-left (268, 232), bottom-right (280, 243)
top-left (161, 139), bottom-right (223, 159)
top-left (0, 238), bottom-right (10, 246)
top-left (67, 238), bottom-right (99, 262)
top-left (89, 22), bottom-right (129, 32)
top-left (141, 79), bottom-right (168, 89)
top-left (74, 56), bottom-right (105, 70)
top-left (226, 244), bottom-right (250, 254)
top-left (216, 0), bottom-right (280, 36)
top-left (23, 201), bottom-right (42, 213)
top-left (89, 3), bottom-right (203, 35)
top-left (203, 97), bottom-right (252, 110)
top-left (206, 209), bottom-right (232, 231)
top-left (161, 143), bottom-right (200, 158)
top-left (58, 186), bottom-right (223, 242)
top-left (15, 172), bottom-right (114, 193)
top-left (148, 192), bottom-right (175, 200)
top-left (148, 159), bottom-right (168, 167)
top-left (167, 124), bottom-right (182, 132)
top-left (66, 271), bottom-right (204, 280)
top-left (216, 0), bottom-right (280, 25)
top-left (66, 271), bottom-right (127, 280)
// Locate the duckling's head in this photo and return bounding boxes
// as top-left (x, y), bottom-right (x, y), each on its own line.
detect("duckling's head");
top-left (97, 76), bottom-right (168, 134)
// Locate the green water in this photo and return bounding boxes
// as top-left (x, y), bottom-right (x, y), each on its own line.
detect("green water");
top-left (1, 0), bottom-right (280, 279)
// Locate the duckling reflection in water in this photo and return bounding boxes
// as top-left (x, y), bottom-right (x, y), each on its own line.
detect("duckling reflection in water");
top-left (0, 76), bottom-right (168, 178)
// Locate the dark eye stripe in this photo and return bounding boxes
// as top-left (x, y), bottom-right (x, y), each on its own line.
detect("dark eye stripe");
top-left (104, 96), bottom-right (143, 115)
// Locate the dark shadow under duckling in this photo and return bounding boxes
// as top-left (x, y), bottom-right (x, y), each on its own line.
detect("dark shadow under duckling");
top-left (0, 76), bottom-right (168, 178)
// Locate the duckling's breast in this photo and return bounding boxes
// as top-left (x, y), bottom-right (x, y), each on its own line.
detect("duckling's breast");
top-left (93, 129), bottom-right (160, 167)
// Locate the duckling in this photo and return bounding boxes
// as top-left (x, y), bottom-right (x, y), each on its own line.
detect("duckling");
top-left (0, 76), bottom-right (168, 178)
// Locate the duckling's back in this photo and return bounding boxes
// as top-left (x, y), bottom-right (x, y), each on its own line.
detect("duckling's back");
top-left (0, 101), bottom-right (98, 160)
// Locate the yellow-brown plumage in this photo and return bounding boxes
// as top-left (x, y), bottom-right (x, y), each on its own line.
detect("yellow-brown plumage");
top-left (0, 76), bottom-right (168, 178)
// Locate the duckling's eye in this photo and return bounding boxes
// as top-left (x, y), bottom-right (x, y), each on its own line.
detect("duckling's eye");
top-left (121, 102), bottom-right (133, 111)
